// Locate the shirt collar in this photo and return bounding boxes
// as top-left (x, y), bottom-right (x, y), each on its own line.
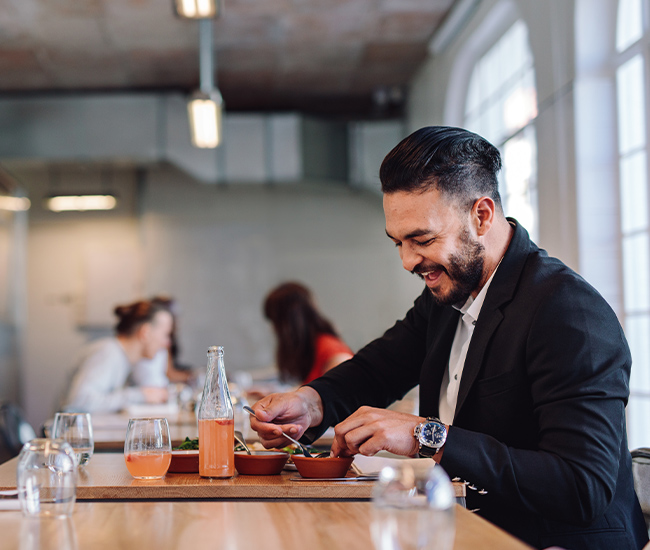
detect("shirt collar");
top-left (453, 261), bottom-right (502, 324)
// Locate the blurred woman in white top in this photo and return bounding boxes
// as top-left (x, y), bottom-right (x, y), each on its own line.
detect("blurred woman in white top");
top-left (63, 299), bottom-right (173, 413)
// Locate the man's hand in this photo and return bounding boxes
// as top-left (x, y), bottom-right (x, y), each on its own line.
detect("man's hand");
top-left (331, 406), bottom-right (423, 458)
top-left (249, 386), bottom-right (324, 449)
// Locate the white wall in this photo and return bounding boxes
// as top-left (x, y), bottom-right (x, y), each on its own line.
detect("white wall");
top-left (10, 163), bottom-right (423, 428)
top-left (409, 0), bottom-right (581, 275)
top-left (0, 207), bottom-right (26, 404)
top-left (349, 121), bottom-right (406, 193)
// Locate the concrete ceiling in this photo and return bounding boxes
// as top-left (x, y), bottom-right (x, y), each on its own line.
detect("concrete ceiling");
top-left (0, 0), bottom-right (456, 118)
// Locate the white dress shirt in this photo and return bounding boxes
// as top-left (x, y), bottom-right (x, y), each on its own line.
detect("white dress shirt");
top-left (438, 265), bottom-right (500, 425)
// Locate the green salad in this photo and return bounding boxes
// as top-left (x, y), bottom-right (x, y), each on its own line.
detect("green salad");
top-left (281, 445), bottom-right (322, 455)
top-left (175, 437), bottom-right (199, 450)
top-left (175, 438), bottom-right (323, 454)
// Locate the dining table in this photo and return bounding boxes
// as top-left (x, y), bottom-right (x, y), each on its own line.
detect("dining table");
top-left (0, 452), bottom-right (466, 501)
top-left (0, 500), bottom-right (533, 550)
top-left (0, 451), bottom-right (534, 550)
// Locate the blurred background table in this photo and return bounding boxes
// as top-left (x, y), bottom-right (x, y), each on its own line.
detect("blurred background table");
top-left (86, 409), bottom-right (335, 451)
top-left (89, 409), bottom-right (198, 451)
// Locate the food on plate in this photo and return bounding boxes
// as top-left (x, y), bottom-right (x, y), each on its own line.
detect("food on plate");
top-left (175, 437), bottom-right (199, 450)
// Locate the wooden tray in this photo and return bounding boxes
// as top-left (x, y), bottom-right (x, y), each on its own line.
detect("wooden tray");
top-left (0, 453), bottom-right (465, 501)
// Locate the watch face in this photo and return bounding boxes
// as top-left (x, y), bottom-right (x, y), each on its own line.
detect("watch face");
top-left (419, 422), bottom-right (446, 448)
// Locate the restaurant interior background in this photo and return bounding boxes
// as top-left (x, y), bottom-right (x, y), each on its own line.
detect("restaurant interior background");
top-left (1, 0), bottom-right (648, 450)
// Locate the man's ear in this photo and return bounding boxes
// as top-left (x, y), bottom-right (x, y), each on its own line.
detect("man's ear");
top-left (472, 196), bottom-right (496, 236)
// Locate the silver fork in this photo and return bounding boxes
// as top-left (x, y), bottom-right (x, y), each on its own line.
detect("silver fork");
top-left (243, 405), bottom-right (314, 457)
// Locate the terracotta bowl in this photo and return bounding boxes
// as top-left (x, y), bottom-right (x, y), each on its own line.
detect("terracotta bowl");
top-left (234, 451), bottom-right (290, 475)
top-left (168, 450), bottom-right (199, 473)
top-left (291, 454), bottom-right (354, 478)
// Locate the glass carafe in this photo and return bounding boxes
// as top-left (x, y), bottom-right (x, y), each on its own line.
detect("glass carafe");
top-left (197, 345), bottom-right (234, 478)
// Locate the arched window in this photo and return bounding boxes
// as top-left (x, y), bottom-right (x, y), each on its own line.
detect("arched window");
top-left (616, 0), bottom-right (650, 450)
top-left (464, 20), bottom-right (538, 240)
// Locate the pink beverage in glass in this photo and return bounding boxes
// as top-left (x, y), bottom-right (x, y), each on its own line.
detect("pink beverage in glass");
top-left (197, 346), bottom-right (235, 478)
top-left (124, 417), bottom-right (172, 479)
top-left (199, 418), bottom-right (234, 478)
top-left (124, 451), bottom-right (172, 479)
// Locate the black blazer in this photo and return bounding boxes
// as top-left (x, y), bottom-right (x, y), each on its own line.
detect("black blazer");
top-left (308, 221), bottom-right (648, 550)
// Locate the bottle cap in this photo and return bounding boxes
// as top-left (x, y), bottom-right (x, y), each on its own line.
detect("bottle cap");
top-left (207, 345), bottom-right (224, 354)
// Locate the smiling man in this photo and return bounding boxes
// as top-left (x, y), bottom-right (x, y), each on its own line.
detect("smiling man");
top-left (249, 126), bottom-right (648, 550)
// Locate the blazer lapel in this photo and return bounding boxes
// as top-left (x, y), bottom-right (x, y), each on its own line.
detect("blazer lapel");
top-left (454, 309), bottom-right (503, 415)
top-left (453, 219), bottom-right (534, 419)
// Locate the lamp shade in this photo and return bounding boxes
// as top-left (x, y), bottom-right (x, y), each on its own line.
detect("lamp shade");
top-left (187, 91), bottom-right (223, 149)
top-left (174, 0), bottom-right (220, 19)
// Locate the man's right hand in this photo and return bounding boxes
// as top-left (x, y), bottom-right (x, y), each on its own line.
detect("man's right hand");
top-left (249, 386), bottom-right (324, 449)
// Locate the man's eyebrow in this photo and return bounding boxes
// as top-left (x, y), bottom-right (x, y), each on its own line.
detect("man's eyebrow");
top-left (385, 228), bottom-right (432, 240)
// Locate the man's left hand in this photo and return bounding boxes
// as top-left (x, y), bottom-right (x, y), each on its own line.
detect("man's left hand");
top-left (331, 406), bottom-right (423, 458)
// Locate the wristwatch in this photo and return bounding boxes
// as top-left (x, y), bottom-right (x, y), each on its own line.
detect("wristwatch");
top-left (413, 417), bottom-right (447, 458)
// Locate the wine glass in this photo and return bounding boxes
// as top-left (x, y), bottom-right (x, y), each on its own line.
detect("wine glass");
top-left (124, 418), bottom-right (172, 479)
top-left (371, 461), bottom-right (455, 550)
top-left (52, 412), bottom-right (94, 467)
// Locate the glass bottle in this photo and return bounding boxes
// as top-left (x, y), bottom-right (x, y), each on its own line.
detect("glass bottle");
top-left (197, 345), bottom-right (235, 478)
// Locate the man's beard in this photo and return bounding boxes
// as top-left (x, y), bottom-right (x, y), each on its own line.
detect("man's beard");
top-left (413, 228), bottom-right (485, 307)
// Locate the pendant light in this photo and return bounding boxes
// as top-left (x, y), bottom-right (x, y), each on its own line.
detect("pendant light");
top-left (174, 0), bottom-right (220, 19)
top-left (186, 16), bottom-right (223, 148)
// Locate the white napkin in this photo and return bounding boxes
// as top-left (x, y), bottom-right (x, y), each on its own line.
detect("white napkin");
top-left (352, 453), bottom-right (427, 476)
top-left (0, 500), bottom-right (21, 511)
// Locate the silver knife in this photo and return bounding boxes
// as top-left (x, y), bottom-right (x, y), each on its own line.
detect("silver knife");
top-left (289, 475), bottom-right (378, 482)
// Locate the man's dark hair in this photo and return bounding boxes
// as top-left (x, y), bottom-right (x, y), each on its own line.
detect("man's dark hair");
top-left (380, 126), bottom-right (503, 212)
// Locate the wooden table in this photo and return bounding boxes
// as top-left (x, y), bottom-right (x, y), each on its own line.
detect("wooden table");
top-left (0, 500), bottom-right (532, 550)
top-left (0, 453), bottom-right (465, 501)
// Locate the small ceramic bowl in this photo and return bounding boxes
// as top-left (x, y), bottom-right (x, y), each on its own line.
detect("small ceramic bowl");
top-left (291, 454), bottom-right (354, 478)
top-left (168, 450), bottom-right (199, 473)
top-left (234, 451), bottom-right (290, 475)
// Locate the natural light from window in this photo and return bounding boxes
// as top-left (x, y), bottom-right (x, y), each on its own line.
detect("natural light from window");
top-left (616, 0), bottom-right (650, 450)
top-left (464, 20), bottom-right (538, 241)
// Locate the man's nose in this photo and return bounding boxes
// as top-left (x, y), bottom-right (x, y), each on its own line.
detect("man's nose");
top-left (400, 244), bottom-right (422, 272)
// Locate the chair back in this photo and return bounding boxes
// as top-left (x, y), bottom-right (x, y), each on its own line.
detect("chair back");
top-left (0, 402), bottom-right (36, 463)
top-left (632, 448), bottom-right (650, 535)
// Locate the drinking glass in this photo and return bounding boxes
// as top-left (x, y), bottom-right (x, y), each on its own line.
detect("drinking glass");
top-left (17, 438), bottom-right (77, 518)
top-left (371, 461), bottom-right (455, 550)
top-left (124, 418), bottom-right (172, 479)
top-left (52, 412), bottom-right (94, 467)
